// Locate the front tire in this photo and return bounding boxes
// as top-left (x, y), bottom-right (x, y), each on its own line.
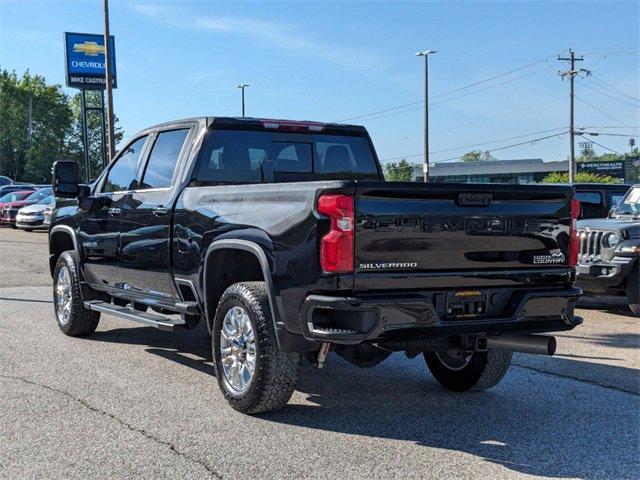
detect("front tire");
top-left (424, 348), bottom-right (512, 392)
top-left (627, 266), bottom-right (640, 317)
top-left (53, 251), bottom-right (100, 336)
top-left (212, 282), bottom-right (300, 414)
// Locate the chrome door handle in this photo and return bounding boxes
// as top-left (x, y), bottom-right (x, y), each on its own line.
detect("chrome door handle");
top-left (152, 207), bottom-right (168, 217)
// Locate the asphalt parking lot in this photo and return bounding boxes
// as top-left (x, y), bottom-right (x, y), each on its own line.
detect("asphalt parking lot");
top-left (0, 227), bottom-right (638, 479)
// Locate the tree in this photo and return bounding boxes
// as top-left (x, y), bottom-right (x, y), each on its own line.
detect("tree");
top-left (0, 70), bottom-right (123, 184)
top-left (541, 171), bottom-right (617, 184)
top-left (62, 92), bottom-right (123, 182)
top-left (461, 150), bottom-right (482, 162)
top-left (384, 159), bottom-right (414, 181)
top-left (0, 70), bottom-right (73, 183)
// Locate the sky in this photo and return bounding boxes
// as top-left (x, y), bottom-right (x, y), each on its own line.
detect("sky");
top-left (1, 0), bottom-right (638, 165)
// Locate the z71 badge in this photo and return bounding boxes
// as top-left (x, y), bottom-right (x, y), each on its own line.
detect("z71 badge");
top-left (533, 249), bottom-right (565, 264)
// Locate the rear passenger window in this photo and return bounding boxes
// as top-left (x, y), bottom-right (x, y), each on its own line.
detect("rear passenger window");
top-left (103, 136), bottom-right (148, 193)
top-left (140, 129), bottom-right (189, 189)
top-left (576, 191), bottom-right (602, 204)
top-left (314, 136), bottom-right (378, 178)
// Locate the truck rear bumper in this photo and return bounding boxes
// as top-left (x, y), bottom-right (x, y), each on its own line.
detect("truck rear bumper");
top-left (300, 287), bottom-right (582, 344)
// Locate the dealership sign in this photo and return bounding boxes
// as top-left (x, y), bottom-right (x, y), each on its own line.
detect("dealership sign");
top-left (64, 32), bottom-right (116, 89)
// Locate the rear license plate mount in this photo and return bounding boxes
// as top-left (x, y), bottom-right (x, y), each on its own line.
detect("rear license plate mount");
top-left (445, 290), bottom-right (487, 319)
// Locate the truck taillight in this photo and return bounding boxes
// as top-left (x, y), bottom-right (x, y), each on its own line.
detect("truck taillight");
top-left (317, 194), bottom-right (354, 273)
top-left (568, 199), bottom-right (580, 267)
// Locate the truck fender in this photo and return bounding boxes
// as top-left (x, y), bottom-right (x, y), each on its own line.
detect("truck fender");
top-left (203, 239), bottom-right (282, 344)
top-left (202, 239), bottom-right (317, 353)
top-left (49, 225), bottom-right (79, 276)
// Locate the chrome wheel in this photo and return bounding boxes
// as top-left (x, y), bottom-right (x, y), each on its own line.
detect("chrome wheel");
top-left (55, 265), bottom-right (73, 325)
top-left (436, 349), bottom-right (472, 371)
top-left (219, 306), bottom-right (256, 396)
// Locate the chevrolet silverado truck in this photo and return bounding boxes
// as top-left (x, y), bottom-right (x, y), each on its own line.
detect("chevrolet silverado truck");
top-left (576, 184), bottom-right (640, 316)
top-left (49, 117), bottom-right (582, 414)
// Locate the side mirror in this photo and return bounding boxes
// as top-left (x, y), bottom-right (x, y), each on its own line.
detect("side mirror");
top-left (52, 161), bottom-right (79, 198)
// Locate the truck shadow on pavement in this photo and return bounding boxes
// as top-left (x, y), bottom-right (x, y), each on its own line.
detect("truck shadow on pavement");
top-left (88, 324), bottom-right (639, 479)
top-left (91, 324), bottom-right (213, 376)
top-left (267, 356), bottom-right (639, 479)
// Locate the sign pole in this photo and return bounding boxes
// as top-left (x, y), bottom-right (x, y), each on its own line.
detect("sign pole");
top-left (80, 90), bottom-right (91, 182)
top-left (103, 0), bottom-right (116, 162)
top-left (99, 89), bottom-right (107, 168)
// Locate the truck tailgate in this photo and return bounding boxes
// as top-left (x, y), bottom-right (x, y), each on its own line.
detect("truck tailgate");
top-left (354, 182), bottom-right (573, 290)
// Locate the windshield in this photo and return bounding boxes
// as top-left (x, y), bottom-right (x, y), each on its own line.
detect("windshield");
top-left (0, 191), bottom-right (32, 203)
top-left (38, 195), bottom-right (54, 205)
top-left (26, 188), bottom-right (52, 202)
top-left (613, 186), bottom-right (640, 216)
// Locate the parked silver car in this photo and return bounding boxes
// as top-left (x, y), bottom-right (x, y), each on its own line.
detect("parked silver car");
top-left (16, 195), bottom-right (54, 231)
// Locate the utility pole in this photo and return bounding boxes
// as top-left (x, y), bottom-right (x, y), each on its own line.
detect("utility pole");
top-left (236, 84), bottom-right (250, 117)
top-left (558, 49), bottom-right (588, 183)
top-left (103, 0), bottom-right (116, 163)
top-left (415, 50), bottom-right (436, 182)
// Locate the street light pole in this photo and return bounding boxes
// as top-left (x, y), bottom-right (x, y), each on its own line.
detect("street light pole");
top-left (103, 0), bottom-right (116, 165)
top-left (236, 84), bottom-right (250, 117)
top-left (415, 50), bottom-right (436, 182)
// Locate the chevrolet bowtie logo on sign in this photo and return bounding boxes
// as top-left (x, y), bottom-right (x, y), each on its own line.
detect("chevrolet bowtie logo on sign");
top-left (73, 41), bottom-right (106, 56)
top-left (64, 32), bottom-right (117, 90)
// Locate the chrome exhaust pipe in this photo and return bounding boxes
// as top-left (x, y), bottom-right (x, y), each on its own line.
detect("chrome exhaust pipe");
top-left (486, 334), bottom-right (556, 356)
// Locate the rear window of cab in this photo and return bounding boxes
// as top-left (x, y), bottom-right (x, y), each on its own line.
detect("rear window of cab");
top-left (194, 129), bottom-right (380, 184)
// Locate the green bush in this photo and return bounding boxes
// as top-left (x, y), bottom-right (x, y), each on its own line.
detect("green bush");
top-left (541, 171), bottom-right (617, 184)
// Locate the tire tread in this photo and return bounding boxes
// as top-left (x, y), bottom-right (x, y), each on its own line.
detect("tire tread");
top-left (54, 251), bottom-right (100, 336)
top-left (213, 281), bottom-right (300, 414)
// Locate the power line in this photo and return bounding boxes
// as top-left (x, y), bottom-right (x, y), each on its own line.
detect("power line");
top-left (335, 56), bottom-right (552, 122)
top-left (582, 135), bottom-right (623, 155)
top-left (575, 95), bottom-right (636, 128)
top-left (588, 75), bottom-right (640, 102)
top-left (338, 64), bottom-right (554, 123)
top-left (430, 65), bottom-right (555, 107)
top-left (431, 127), bottom-right (566, 155)
top-left (580, 125), bottom-right (640, 130)
top-left (578, 131), bottom-right (640, 137)
top-left (578, 80), bottom-right (640, 108)
top-left (380, 130), bottom-right (567, 162)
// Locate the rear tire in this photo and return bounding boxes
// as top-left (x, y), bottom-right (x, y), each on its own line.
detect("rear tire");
top-left (424, 348), bottom-right (512, 392)
top-left (212, 282), bottom-right (300, 414)
top-left (53, 251), bottom-right (100, 336)
top-left (627, 266), bottom-right (640, 317)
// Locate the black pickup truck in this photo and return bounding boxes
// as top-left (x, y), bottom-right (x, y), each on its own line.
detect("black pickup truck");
top-left (50, 117), bottom-right (582, 414)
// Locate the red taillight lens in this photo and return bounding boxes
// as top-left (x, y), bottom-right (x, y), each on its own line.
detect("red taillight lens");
top-left (317, 194), bottom-right (354, 273)
top-left (568, 199), bottom-right (580, 267)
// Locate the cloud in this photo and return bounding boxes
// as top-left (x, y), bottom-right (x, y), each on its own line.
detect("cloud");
top-left (130, 3), bottom-right (386, 74)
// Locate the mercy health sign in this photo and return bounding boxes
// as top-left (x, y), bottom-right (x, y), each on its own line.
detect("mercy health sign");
top-left (64, 32), bottom-right (117, 90)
